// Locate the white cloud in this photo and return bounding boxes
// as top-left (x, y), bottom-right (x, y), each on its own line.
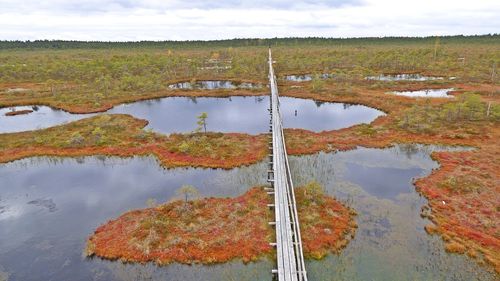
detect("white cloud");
top-left (0, 0), bottom-right (498, 40)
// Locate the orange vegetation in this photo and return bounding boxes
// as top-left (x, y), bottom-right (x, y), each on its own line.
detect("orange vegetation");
top-left (0, 80), bottom-right (265, 114)
top-left (86, 186), bottom-right (356, 265)
top-left (1, 77), bottom-right (499, 272)
top-left (0, 114), bottom-right (266, 169)
top-left (295, 184), bottom-right (357, 259)
top-left (282, 82), bottom-right (500, 273)
top-left (415, 144), bottom-right (500, 272)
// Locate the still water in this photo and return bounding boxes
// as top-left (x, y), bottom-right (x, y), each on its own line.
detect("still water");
top-left (0, 156), bottom-right (270, 281)
top-left (0, 106), bottom-right (96, 133)
top-left (283, 74), bottom-right (332, 82)
top-left (388, 88), bottom-right (455, 98)
top-left (0, 145), bottom-right (495, 281)
top-left (366, 74), bottom-right (444, 81)
top-left (167, 80), bottom-right (262, 90)
top-left (0, 97), bottom-right (384, 134)
top-left (290, 145), bottom-right (494, 281)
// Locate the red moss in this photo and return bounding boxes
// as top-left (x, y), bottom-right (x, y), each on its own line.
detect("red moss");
top-left (414, 144), bottom-right (500, 273)
top-left (87, 187), bottom-right (273, 265)
top-left (86, 186), bottom-right (356, 265)
top-left (0, 81), bottom-right (266, 114)
top-left (0, 114), bottom-right (268, 169)
top-left (296, 188), bottom-right (357, 259)
top-left (1, 79), bottom-right (499, 273)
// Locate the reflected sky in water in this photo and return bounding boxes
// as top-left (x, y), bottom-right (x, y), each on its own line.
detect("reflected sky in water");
top-left (0, 105), bottom-right (96, 133)
top-left (0, 145), bottom-right (495, 281)
top-left (289, 145), bottom-right (495, 281)
top-left (365, 74), bottom-right (444, 81)
top-left (109, 96), bottom-right (384, 134)
top-left (0, 156), bottom-right (269, 281)
top-left (1, 97), bottom-right (384, 134)
top-left (167, 80), bottom-right (262, 90)
top-left (389, 88), bottom-right (455, 98)
top-left (283, 74), bottom-right (332, 82)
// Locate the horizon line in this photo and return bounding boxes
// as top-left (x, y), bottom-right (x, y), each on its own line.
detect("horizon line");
top-left (2, 34), bottom-right (499, 43)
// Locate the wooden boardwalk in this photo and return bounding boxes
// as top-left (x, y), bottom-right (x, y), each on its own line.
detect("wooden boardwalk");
top-left (267, 49), bottom-right (308, 281)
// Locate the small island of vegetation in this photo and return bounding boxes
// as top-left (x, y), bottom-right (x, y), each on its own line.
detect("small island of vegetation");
top-left (85, 182), bottom-right (357, 265)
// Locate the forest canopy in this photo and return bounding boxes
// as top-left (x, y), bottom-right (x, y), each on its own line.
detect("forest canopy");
top-left (1, 34), bottom-right (499, 50)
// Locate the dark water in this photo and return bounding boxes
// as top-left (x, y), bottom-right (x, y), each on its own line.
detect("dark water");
top-left (283, 74), bottom-right (332, 82)
top-left (388, 88), bottom-right (455, 98)
top-left (167, 80), bottom-right (262, 90)
top-left (0, 156), bottom-right (270, 281)
top-left (289, 145), bottom-right (494, 281)
top-left (366, 74), bottom-right (444, 81)
top-left (343, 162), bottom-right (423, 199)
top-left (0, 145), bottom-right (495, 281)
top-left (0, 97), bottom-right (384, 134)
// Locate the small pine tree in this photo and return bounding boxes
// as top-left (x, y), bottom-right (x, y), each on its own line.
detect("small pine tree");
top-left (176, 185), bottom-right (199, 203)
top-left (196, 112), bottom-right (208, 133)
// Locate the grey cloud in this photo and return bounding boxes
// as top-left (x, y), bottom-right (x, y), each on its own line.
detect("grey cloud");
top-left (1, 0), bottom-right (363, 14)
top-left (0, 0), bottom-right (498, 41)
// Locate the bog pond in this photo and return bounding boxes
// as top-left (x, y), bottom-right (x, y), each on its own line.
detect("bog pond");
top-left (388, 88), bottom-right (455, 98)
top-left (283, 74), bottom-right (333, 82)
top-left (0, 93), bottom-right (495, 281)
top-left (365, 74), bottom-right (445, 81)
top-left (0, 96), bottom-right (384, 134)
top-left (0, 105), bottom-right (97, 133)
top-left (167, 80), bottom-right (263, 90)
top-left (0, 145), bottom-right (496, 281)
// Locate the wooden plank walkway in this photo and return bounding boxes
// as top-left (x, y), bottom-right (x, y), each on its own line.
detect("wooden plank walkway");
top-left (267, 48), bottom-right (308, 281)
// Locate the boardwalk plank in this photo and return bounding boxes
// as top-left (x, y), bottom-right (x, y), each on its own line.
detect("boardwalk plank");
top-left (268, 49), bottom-right (308, 281)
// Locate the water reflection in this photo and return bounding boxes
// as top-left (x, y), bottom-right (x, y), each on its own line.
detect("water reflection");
top-left (283, 74), bottom-right (332, 82)
top-left (0, 156), bottom-right (269, 281)
top-left (101, 259), bottom-right (271, 281)
top-left (366, 74), bottom-right (444, 81)
top-left (0, 145), bottom-right (494, 281)
top-left (388, 88), bottom-right (455, 98)
top-left (108, 96), bottom-right (269, 134)
top-left (109, 96), bottom-right (384, 134)
top-left (278, 98), bottom-right (383, 133)
top-left (1, 97), bottom-right (384, 134)
top-left (0, 106), bottom-right (95, 133)
top-left (167, 80), bottom-right (262, 90)
top-left (289, 145), bottom-right (495, 281)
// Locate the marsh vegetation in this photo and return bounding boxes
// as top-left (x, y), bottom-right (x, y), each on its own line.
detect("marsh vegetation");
top-left (0, 35), bottom-right (498, 280)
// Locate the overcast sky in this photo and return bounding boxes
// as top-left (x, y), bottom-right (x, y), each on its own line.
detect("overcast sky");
top-left (0, 0), bottom-right (499, 41)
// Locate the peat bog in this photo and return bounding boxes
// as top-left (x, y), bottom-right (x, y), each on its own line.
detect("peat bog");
top-left (0, 36), bottom-right (498, 280)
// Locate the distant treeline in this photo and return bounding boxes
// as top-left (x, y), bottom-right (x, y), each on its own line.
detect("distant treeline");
top-left (1, 34), bottom-right (499, 50)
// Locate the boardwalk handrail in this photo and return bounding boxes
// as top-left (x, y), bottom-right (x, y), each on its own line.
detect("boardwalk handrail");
top-left (268, 48), bottom-right (308, 281)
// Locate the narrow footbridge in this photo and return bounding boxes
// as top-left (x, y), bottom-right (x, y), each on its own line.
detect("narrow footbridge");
top-left (266, 48), bottom-right (308, 281)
